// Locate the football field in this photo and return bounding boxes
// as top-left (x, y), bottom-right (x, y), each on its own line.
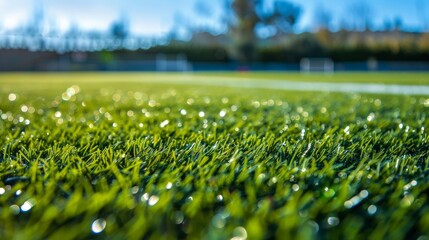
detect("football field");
top-left (1, 72), bottom-right (428, 239)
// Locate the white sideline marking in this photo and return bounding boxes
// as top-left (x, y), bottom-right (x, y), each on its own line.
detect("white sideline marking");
top-left (142, 75), bottom-right (429, 96)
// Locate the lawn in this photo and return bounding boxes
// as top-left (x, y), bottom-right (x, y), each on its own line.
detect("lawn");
top-left (0, 72), bottom-right (428, 239)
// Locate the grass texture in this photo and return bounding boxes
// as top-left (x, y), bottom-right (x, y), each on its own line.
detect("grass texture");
top-left (0, 73), bottom-right (429, 239)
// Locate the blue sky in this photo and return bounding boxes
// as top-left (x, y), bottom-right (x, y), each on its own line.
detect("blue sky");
top-left (0, 0), bottom-right (427, 36)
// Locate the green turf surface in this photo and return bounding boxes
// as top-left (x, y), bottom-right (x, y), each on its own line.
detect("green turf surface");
top-left (192, 72), bottom-right (429, 85)
top-left (0, 73), bottom-right (429, 239)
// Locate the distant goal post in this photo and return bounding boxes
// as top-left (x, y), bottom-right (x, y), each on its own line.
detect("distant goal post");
top-left (300, 58), bottom-right (334, 73)
top-left (156, 53), bottom-right (192, 72)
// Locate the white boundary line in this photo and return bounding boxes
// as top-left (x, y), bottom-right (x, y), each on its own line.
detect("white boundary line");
top-left (140, 75), bottom-right (429, 96)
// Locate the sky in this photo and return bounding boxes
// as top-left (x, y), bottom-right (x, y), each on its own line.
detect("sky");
top-left (0, 0), bottom-right (427, 37)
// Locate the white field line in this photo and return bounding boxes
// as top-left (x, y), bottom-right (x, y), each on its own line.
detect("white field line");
top-left (124, 74), bottom-right (429, 96)
top-left (193, 76), bottom-right (429, 95)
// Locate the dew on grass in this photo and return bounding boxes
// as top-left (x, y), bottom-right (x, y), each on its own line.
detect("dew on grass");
top-left (112, 93), bottom-right (121, 102)
top-left (327, 217), bottom-right (340, 226)
top-left (15, 189), bottom-right (22, 196)
top-left (186, 98), bottom-right (194, 105)
top-left (308, 220), bottom-right (319, 233)
top-left (344, 190), bottom-right (368, 208)
top-left (216, 194), bottom-right (224, 201)
top-left (344, 126), bottom-right (350, 135)
top-left (91, 218), bottom-right (107, 233)
top-left (367, 113), bottom-right (375, 122)
top-left (21, 199), bottom-right (36, 212)
top-left (219, 110), bottom-right (226, 117)
top-left (257, 173), bottom-right (266, 182)
top-left (403, 180), bottom-right (417, 191)
top-left (292, 184), bottom-right (300, 192)
top-left (160, 120), bottom-right (169, 128)
top-left (127, 110), bottom-right (134, 117)
top-left (141, 193), bottom-right (149, 202)
top-left (359, 190), bottom-right (369, 198)
top-left (367, 205), bottom-right (377, 215)
top-left (166, 182), bottom-right (173, 189)
top-left (0, 188), bottom-right (5, 195)
top-left (232, 226), bottom-right (247, 240)
top-left (212, 214), bottom-right (226, 228)
top-left (10, 205), bottom-right (20, 215)
top-left (374, 99), bottom-right (381, 106)
top-left (130, 186), bottom-right (139, 194)
top-left (148, 99), bottom-right (156, 107)
top-left (180, 109), bottom-right (187, 115)
top-left (198, 111), bottom-right (205, 117)
top-left (148, 195), bottom-right (160, 206)
top-left (251, 101), bottom-right (260, 108)
top-left (173, 211), bottom-right (184, 224)
top-left (270, 177), bottom-right (278, 184)
top-left (8, 93), bottom-right (17, 101)
top-left (21, 105), bottom-right (28, 113)
top-left (231, 105), bottom-right (238, 111)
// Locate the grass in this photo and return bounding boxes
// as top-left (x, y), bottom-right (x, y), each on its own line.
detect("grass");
top-left (0, 72), bottom-right (429, 239)
top-left (191, 72), bottom-right (429, 85)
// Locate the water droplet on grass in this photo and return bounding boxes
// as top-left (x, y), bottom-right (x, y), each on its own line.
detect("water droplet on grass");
top-left (148, 195), bottom-right (159, 206)
top-left (327, 217), bottom-right (339, 226)
top-left (367, 113), bottom-right (375, 121)
top-left (0, 188), bottom-right (5, 195)
top-left (160, 120), bottom-right (169, 128)
top-left (91, 218), bottom-right (106, 233)
top-left (173, 211), bottom-right (184, 224)
top-left (130, 186), bottom-right (139, 194)
top-left (212, 214), bottom-right (226, 228)
top-left (359, 190), bottom-right (369, 198)
top-left (292, 184), bottom-right (300, 192)
top-left (10, 205), bottom-right (20, 215)
top-left (21, 199), bottom-right (36, 212)
top-left (344, 126), bottom-right (350, 135)
top-left (141, 193), bottom-right (149, 201)
top-left (367, 205), bottom-right (377, 215)
top-left (8, 93), bottom-right (17, 101)
top-left (232, 226), bottom-right (247, 240)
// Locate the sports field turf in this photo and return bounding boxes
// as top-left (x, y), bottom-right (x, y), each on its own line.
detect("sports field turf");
top-left (0, 72), bottom-right (429, 239)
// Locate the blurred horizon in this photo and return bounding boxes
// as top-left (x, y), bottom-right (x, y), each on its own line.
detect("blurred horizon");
top-left (1, 0), bottom-right (428, 72)
top-left (0, 0), bottom-right (428, 38)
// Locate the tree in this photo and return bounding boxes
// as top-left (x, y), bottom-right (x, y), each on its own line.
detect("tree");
top-left (347, 1), bottom-right (373, 31)
top-left (110, 16), bottom-right (129, 49)
top-left (313, 5), bottom-right (332, 31)
top-left (225, 0), bottom-right (301, 62)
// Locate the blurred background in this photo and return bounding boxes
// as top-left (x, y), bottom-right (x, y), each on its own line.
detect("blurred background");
top-left (0, 0), bottom-right (428, 72)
